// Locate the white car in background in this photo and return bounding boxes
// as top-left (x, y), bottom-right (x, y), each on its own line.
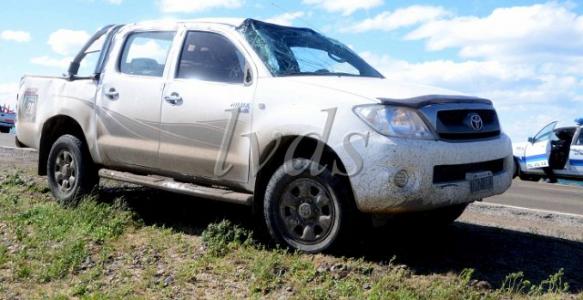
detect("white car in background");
top-left (513, 119), bottom-right (583, 181)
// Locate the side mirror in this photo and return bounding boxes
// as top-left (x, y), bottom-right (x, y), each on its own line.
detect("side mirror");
top-left (528, 137), bottom-right (535, 143)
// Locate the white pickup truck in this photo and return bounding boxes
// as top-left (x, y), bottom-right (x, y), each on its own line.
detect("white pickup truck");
top-left (16, 19), bottom-right (513, 252)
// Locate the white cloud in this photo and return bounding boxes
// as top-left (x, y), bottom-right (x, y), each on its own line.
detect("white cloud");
top-left (29, 29), bottom-right (88, 70)
top-left (346, 5), bottom-right (450, 32)
top-left (48, 29), bottom-right (90, 56)
top-left (30, 56), bottom-right (72, 69)
top-left (303, 0), bottom-right (382, 16)
top-left (1, 30), bottom-right (31, 43)
top-left (160, 0), bottom-right (242, 13)
top-left (406, 2), bottom-right (583, 62)
top-left (265, 12), bottom-right (305, 26)
top-left (0, 83), bottom-right (18, 109)
top-left (351, 2), bottom-right (583, 141)
top-left (360, 52), bottom-right (535, 92)
top-left (360, 52), bottom-right (582, 141)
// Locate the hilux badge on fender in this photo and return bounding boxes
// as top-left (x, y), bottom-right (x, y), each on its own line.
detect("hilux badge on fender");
top-left (468, 113), bottom-right (484, 131)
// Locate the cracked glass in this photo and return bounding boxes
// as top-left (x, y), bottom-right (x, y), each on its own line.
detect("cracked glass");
top-left (238, 19), bottom-right (383, 78)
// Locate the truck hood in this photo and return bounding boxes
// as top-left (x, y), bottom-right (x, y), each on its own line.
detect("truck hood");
top-left (286, 76), bottom-right (474, 104)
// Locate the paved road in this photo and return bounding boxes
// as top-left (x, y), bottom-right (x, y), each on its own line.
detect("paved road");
top-left (485, 180), bottom-right (583, 216)
top-left (0, 133), bottom-right (581, 215)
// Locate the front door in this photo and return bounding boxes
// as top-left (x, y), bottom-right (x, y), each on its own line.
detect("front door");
top-left (96, 31), bottom-right (176, 169)
top-left (159, 30), bottom-right (254, 183)
top-left (524, 121), bottom-right (557, 169)
top-left (567, 128), bottom-right (583, 174)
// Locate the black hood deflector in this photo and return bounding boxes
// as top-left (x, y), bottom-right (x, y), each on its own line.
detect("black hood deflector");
top-left (378, 95), bottom-right (492, 109)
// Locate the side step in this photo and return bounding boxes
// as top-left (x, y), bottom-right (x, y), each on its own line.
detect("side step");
top-left (98, 169), bottom-right (253, 206)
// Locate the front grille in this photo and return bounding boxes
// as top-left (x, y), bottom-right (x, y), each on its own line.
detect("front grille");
top-left (436, 109), bottom-right (500, 140)
top-left (433, 159), bottom-right (504, 184)
top-left (439, 131), bottom-right (500, 140)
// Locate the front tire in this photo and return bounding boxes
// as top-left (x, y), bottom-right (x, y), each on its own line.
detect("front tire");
top-left (47, 135), bottom-right (98, 206)
top-left (518, 173), bottom-right (542, 182)
top-left (263, 158), bottom-right (355, 253)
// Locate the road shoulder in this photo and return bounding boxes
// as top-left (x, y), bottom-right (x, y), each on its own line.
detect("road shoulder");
top-left (462, 202), bottom-right (583, 242)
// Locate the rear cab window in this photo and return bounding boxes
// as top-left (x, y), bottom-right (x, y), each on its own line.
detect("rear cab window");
top-left (119, 32), bottom-right (175, 77)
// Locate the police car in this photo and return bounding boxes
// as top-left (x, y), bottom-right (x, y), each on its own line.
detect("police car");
top-left (0, 108), bottom-right (15, 133)
top-left (513, 118), bottom-right (583, 181)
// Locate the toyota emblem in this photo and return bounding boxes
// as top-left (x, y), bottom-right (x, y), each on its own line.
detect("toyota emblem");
top-left (468, 113), bottom-right (484, 131)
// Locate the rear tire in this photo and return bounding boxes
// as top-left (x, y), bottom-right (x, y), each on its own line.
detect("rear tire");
top-left (263, 158), bottom-right (356, 253)
top-left (47, 135), bottom-right (98, 206)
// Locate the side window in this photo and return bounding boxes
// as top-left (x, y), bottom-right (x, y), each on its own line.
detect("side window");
top-left (533, 122), bottom-right (558, 143)
top-left (119, 32), bottom-right (175, 77)
top-left (77, 35), bottom-right (105, 77)
top-left (536, 130), bottom-right (555, 142)
top-left (577, 131), bottom-right (583, 145)
top-left (177, 31), bottom-right (245, 83)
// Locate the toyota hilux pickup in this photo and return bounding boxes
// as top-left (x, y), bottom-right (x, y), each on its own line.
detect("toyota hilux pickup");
top-left (15, 19), bottom-right (513, 252)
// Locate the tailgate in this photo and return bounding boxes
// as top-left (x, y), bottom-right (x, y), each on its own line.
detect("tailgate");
top-left (16, 75), bottom-right (67, 148)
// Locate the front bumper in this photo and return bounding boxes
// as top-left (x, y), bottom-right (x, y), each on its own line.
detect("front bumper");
top-left (344, 133), bottom-right (513, 213)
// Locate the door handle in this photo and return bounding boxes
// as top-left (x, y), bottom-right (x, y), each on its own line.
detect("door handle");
top-left (104, 87), bottom-right (119, 100)
top-left (164, 92), bottom-right (183, 106)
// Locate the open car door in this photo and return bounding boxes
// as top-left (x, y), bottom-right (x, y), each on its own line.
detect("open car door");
top-left (524, 121), bottom-right (558, 169)
top-left (568, 127), bottom-right (583, 174)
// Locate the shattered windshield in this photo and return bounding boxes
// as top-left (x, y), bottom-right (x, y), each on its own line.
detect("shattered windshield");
top-left (238, 19), bottom-right (383, 78)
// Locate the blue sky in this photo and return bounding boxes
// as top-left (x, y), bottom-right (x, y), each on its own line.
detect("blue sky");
top-left (0, 0), bottom-right (582, 141)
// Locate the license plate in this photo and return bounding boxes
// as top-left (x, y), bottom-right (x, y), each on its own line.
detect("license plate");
top-left (466, 171), bottom-right (493, 193)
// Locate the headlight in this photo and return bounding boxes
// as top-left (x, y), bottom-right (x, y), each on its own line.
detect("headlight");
top-left (353, 105), bottom-right (434, 139)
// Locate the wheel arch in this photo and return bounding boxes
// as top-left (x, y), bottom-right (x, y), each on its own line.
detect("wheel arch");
top-left (38, 115), bottom-right (91, 176)
top-left (252, 135), bottom-right (355, 213)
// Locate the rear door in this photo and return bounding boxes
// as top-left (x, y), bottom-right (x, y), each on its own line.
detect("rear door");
top-left (159, 28), bottom-right (255, 183)
top-left (96, 29), bottom-right (177, 169)
top-left (524, 121), bottom-right (557, 169)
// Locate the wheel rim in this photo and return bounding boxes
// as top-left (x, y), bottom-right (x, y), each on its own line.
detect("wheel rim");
top-left (278, 178), bottom-right (336, 244)
top-left (54, 149), bottom-right (76, 193)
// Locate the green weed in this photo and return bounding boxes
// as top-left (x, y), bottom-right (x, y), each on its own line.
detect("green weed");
top-left (201, 220), bottom-right (254, 257)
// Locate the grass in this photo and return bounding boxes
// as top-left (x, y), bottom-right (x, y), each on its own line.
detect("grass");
top-left (0, 170), bottom-right (580, 299)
